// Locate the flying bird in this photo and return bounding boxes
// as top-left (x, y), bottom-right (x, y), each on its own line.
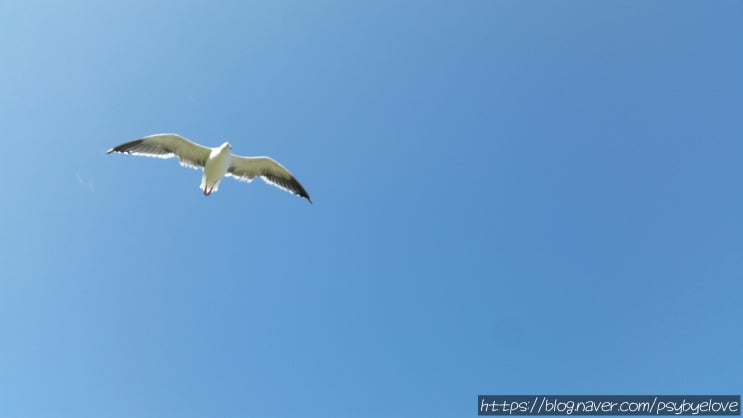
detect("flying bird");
top-left (107, 133), bottom-right (311, 202)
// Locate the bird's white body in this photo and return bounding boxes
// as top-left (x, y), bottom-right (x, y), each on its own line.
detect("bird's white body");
top-left (201, 142), bottom-right (233, 195)
top-left (107, 133), bottom-right (312, 202)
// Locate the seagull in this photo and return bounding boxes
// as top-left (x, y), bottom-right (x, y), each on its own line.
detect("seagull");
top-left (107, 133), bottom-right (311, 202)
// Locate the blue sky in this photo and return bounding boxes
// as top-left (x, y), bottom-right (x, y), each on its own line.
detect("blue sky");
top-left (1, 1), bottom-right (741, 417)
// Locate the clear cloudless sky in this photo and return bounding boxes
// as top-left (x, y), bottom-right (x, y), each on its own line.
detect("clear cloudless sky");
top-left (1, 1), bottom-right (742, 417)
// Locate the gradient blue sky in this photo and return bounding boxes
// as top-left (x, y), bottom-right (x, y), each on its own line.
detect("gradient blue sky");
top-left (1, 1), bottom-right (742, 417)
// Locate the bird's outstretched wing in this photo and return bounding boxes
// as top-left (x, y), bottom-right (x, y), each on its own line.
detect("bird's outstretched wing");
top-left (227, 155), bottom-right (312, 203)
top-left (107, 133), bottom-right (211, 169)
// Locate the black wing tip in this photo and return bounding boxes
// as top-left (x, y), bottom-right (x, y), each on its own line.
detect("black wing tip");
top-left (293, 188), bottom-right (312, 203)
top-left (291, 180), bottom-right (312, 204)
top-left (268, 172), bottom-right (312, 204)
top-left (107, 138), bottom-right (145, 155)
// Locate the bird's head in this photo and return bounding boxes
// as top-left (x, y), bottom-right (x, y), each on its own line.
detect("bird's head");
top-left (221, 142), bottom-right (232, 151)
